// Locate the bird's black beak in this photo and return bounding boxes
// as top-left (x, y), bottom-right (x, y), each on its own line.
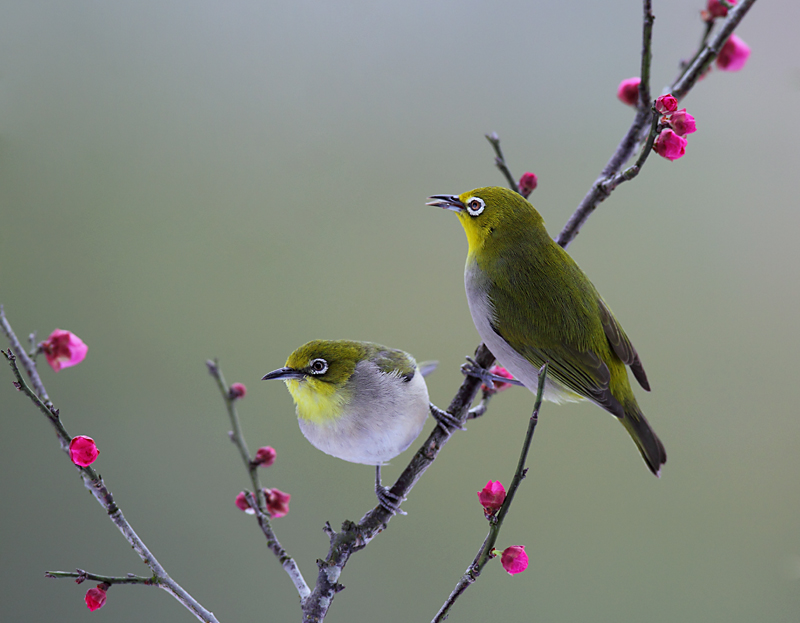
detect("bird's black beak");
top-left (426, 195), bottom-right (465, 213)
top-left (262, 367), bottom-right (306, 381)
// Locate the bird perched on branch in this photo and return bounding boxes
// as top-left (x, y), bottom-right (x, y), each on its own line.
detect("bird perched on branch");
top-left (263, 339), bottom-right (447, 511)
top-left (428, 186), bottom-right (666, 476)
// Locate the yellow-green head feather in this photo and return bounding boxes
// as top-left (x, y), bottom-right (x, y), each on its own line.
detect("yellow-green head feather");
top-left (453, 187), bottom-right (549, 259)
top-left (272, 340), bottom-right (418, 426)
top-left (281, 340), bottom-right (366, 424)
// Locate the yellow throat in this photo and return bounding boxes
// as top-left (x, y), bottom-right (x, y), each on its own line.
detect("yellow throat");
top-left (285, 378), bottom-right (348, 424)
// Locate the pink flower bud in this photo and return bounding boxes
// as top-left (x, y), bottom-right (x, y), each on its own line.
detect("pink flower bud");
top-left (229, 383), bottom-right (247, 399)
top-left (69, 435), bottom-right (99, 467)
top-left (478, 480), bottom-right (506, 516)
top-left (517, 172), bottom-right (538, 199)
top-left (653, 129), bottom-right (687, 161)
top-left (716, 35), bottom-right (750, 72)
top-left (85, 585), bottom-right (107, 611)
top-left (707, 0), bottom-right (735, 18)
top-left (235, 491), bottom-right (255, 514)
top-left (253, 446), bottom-right (277, 467)
top-left (481, 365), bottom-right (515, 394)
top-left (265, 487), bottom-right (291, 518)
top-left (616, 77), bottom-right (641, 107)
top-left (41, 329), bottom-right (88, 372)
top-left (500, 545), bottom-right (529, 575)
top-left (669, 109), bottom-right (697, 136)
top-left (655, 94), bottom-right (678, 115)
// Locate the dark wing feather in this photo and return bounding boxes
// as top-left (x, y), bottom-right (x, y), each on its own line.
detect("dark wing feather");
top-left (496, 325), bottom-right (625, 419)
top-left (597, 299), bottom-right (650, 391)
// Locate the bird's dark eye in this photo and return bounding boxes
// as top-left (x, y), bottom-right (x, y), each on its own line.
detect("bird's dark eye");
top-left (308, 358), bottom-right (328, 375)
top-left (466, 197), bottom-right (485, 217)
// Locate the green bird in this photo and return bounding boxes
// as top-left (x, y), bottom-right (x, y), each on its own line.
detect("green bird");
top-left (428, 187), bottom-right (667, 476)
top-left (263, 340), bottom-right (447, 510)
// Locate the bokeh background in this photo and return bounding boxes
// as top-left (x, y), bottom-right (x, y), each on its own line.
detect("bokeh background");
top-left (1, 1), bottom-right (798, 621)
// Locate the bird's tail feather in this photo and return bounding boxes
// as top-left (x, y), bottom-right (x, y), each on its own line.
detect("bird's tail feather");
top-left (621, 402), bottom-right (667, 477)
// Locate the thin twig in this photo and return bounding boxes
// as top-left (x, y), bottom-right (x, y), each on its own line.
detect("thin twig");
top-left (556, 0), bottom-right (655, 249)
top-left (676, 19), bottom-right (714, 83)
top-left (206, 360), bottom-right (310, 600)
top-left (0, 305), bottom-right (53, 409)
top-left (2, 311), bottom-right (219, 623)
top-left (671, 0), bottom-right (757, 99)
top-left (244, 492), bottom-right (310, 598)
top-left (599, 110), bottom-right (663, 195)
top-left (45, 570), bottom-right (156, 586)
top-left (206, 360), bottom-right (260, 495)
top-left (556, 0), bottom-right (757, 250)
top-left (3, 348), bottom-right (64, 429)
top-left (637, 0), bottom-right (654, 110)
top-left (485, 133), bottom-right (520, 193)
top-left (432, 363), bottom-right (547, 623)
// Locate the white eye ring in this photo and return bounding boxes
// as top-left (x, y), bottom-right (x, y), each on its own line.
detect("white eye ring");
top-left (465, 197), bottom-right (485, 216)
top-left (308, 358), bottom-right (328, 375)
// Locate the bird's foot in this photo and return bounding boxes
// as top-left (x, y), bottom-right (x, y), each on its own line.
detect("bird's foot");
top-left (375, 466), bottom-right (407, 516)
top-left (461, 357), bottom-right (524, 387)
top-left (430, 403), bottom-right (466, 433)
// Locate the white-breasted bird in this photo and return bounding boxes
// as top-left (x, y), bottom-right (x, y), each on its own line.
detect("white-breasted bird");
top-left (263, 339), bottom-right (447, 511)
top-left (429, 187), bottom-right (666, 476)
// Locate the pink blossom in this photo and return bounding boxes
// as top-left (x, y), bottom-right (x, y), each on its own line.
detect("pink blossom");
top-left (253, 446), bottom-right (277, 467)
top-left (518, 172), bottom-right (538, 199)
top-left (85, 585), bottom-right (107, 611)
top-left (716, 35), bottom-right (750, 72)
top-left (616, 77), bottom-right (641, 107)
top-left (500, 546), bottom-right (529, 575)
top-left (481, 365), bottom-right (515, 394)
top-left (236, 488), bottom-right (290, 516)
top-left (653, 129), bottom-right (687, 161)
top-left (669, 109), bottom-right (697, 136)
top-left (235, 491), bottom-right (255, 514)
top-left (41, 329), bottom-right (87, 372)
top-left (707, 0), bottom-right (735, 18)
top-left (655, 94), bottom-right (678, 115)
top-left (478, 481), bottom-right (506, 516)
top-left (229, 382), bottom-right (247, 399)
top-left (69, 435), bottom-right (99, 467)
top-left (265, 488), bottom-right (291, 518)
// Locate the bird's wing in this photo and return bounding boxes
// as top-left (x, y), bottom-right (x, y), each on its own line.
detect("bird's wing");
top-left (479, 256), bottom-right (625, 417)
top-left (597, 298), bottom-right (650, 391)
top-left (510, 339), bottom-right (625, 418)
top-left (372, 348), bottom-right (417, 382)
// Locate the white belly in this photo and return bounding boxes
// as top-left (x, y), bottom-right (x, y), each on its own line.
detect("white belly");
top-left (298, 366), bottom-right (430, 465)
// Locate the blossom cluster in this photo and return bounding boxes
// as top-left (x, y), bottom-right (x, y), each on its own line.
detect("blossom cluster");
top-left (652, 94), bottom-right (697, 161)
top-left (233, 444), bottom-right (289, 516)
top-left (616, 4), bottom-right (750, 162)
top-left (235, 487), bottom-right (291, 518)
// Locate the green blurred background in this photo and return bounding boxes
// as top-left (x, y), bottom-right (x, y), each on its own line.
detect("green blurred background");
top-left (1, 1), bottom-right (798, 621)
